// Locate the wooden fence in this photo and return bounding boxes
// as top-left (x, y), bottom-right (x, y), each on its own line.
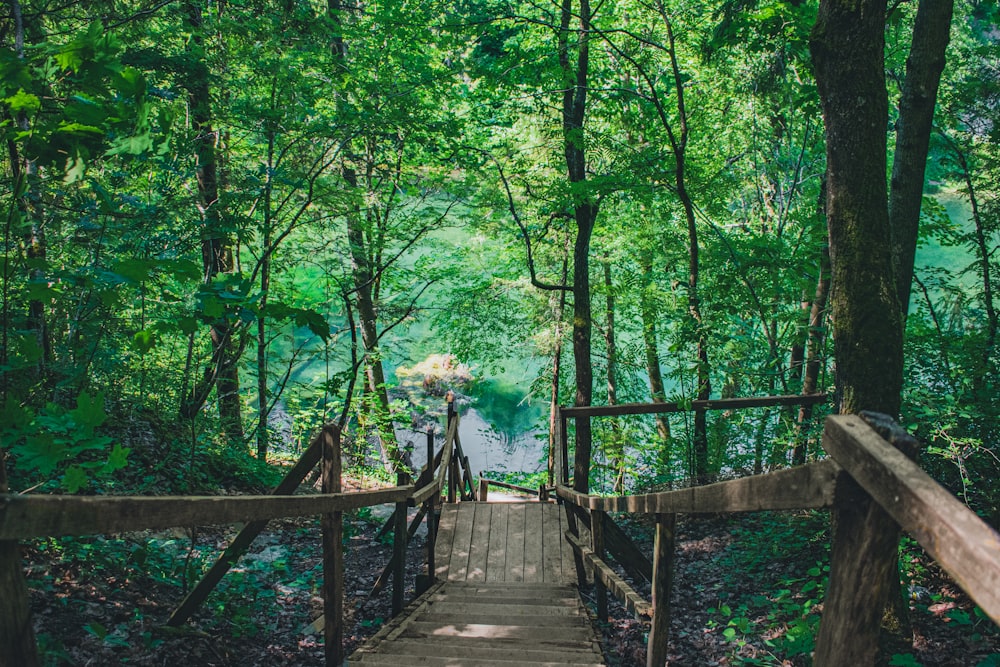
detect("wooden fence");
top-left (553, 396), bottom-right (1000, 666)
top-left (0, 410), bottom-right (473, 667)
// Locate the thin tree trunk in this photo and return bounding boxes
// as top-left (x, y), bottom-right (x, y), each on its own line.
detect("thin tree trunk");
top-left (256, 120), bottom-right (276, 460)
top-left (602, 261), bottom-right (624, 493)
top-left (8, 0), bottom-right (49, 382)
top-left (793, 245), bottom-right (831, 464)
top-left (953, 146), bottom-right (998, 381)
top-left (559, 0), bottom-right (598, 495)
top-left (548, 243), bottom-right (569, 486)
top-left (656, 5), bottom-right (712, 482)
top-left (641, 253), bottom-right (672, 476)
top-left (889, 0), bottom-right (954, 323)
top-left (181, 0), bottom-right (243, 443)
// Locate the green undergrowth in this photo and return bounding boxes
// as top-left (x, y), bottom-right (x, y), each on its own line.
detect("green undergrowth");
top-left (668, 511), bottom-right (999, 665)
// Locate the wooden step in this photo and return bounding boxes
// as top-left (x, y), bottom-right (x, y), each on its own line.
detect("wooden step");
top-left (351, 656), bottom-right (604, 667)
top-left (358, 637), bottom-right (602, 663)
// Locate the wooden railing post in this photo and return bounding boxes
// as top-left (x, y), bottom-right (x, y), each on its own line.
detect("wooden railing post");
top-left (560, 411), bottom-right (570, 485)
top-left (424, 427), bottom-right (436, 585)
top-left (392, 470), bottom-right (408, 617)
top-left (320, 425), bottom-right (344, 667)
top-left (647, 513), bottom-right (676, 667)
top-left (0, 453), bottom-right (40, 667)
top-left (592, 509), bottom-right (608, 622)
top-left (814, 413), bottom-right (920, 665)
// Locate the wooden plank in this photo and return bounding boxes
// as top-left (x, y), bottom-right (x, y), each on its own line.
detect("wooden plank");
top-left (433, 505), bottom-right (457, 580)
top-left (0, 485), bottom-right (412, 540)
top-left (0, 455), bottom-right (39, 667)
top-left (560, 392), bottom-right (828, 418)
top-left (320, 427), bottom-right (344, 667)
top-left (558, 502), bottom-right (573, 579)
top-left (822, 415), bottom-right (1000, 626)
top-left (591, 509), bottom-right (608, 621)
top-left (392, 473), bottom-right (409, 617)
top-left (506, 503), bottom-right (526, 582)
top-left (485, 503), bottom-right (509, 582)
top-left (416, 612), bottom-right (589, 628)
top-left (541, 503), bottom-right (564, 583)
top-left (466, 503), bottom-right (492, 581)
top-left (565, 503), bottom-right (651, 584)
top-left (555, 459), bottom-right (839, 515)
top-left (367, 637), bottom-right (598, 663)
top-left (647, 513), bottom-right (676, 667)
top-left (423, 601), bottom-right (582, 616)
top-left (446, 503), bottom-right (475, 582)
top-left (523, 504), bottom-right (544, 583)
top-left (565, 531), bottom-right (652, 617)
top-left (401, 621), bottom-right (591, 641)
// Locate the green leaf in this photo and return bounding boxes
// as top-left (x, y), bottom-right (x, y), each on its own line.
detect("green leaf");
top-left (5, 89), bottom-right (41, 115)
top-left (112, 258), bottom-right (154, 284)
top-left (17, 432), bottom-right (66, 475)
top-left (70, 390), bottom-right (107, 430)
top-left (131, 330), bottom-right (156, 354)
top-left (103, 443), bottom-right (130, 474)
top-left (0, 398), bottom-right (33, 433)
top-left (63, 465), bottom-right (89, 493)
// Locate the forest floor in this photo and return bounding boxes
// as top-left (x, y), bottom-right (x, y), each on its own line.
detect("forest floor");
top-left (20, 483), bottom-right (999, 666)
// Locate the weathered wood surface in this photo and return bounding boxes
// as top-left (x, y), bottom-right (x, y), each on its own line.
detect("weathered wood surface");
top-left (566, 503), bottom-right (652, 584)
top-left (556, 459), bottom-right (839, 515)
top-left (559, 392), bottom-right (827, 418)
top-left (564, 531), bottom-right (652, 618)
top-left (0, 454), bottom-right (39, 667)
top-left (822, 415), bottom-right (1000, 626)
top-left (435, 502), bottom-right (573, 584)
top-left (320, 426), bottom-right (344, 667)
top-left (0, 485), bottom-right (412, 540)
top-left (350, 581), bottom-right (605, 666)
top-left (647, 513), bottom-right (676, 667)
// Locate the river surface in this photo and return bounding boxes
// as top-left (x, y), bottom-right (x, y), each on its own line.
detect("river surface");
top-left (396, 407), bottom-right (546, 478)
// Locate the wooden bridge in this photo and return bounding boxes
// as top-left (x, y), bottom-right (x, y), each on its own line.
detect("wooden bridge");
top-left (2, 395), bottom-right (1000, 667)
top-left (350, 502), bottom-right (606, 666)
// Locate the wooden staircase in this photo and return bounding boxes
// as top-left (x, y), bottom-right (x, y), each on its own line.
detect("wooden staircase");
top-left (348, 502), bottom-right (606, 666)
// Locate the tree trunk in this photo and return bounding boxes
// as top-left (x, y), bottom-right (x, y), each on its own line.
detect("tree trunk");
top-left (256, 122), bottom-right (276, 460)
top-left (889, 0), bottom-right (954, 323)
top-left (559, 0), bottom-right (598, 495)
top-left (548, 244), bottom-right (569, 486)
top-left (793, 245), bottom-right (831, 465)
top-left (640, 255), bottom-right (672, 473)
top-left (810, 1), bottom-right (908, 659)
top-left (951, 145), bottom-right (998, 391)
top-left (342, 165), bottom-right (402, 472)
top-left (8, 0), bottom-right (49, 384)
top-left (602, 261), bottom-right (624, 493)
top-left (181, 0), bottom-right (243, 443)
top-left (811, 0), bottom-right (903, 417)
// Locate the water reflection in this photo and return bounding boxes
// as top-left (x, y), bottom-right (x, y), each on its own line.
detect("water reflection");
top-left (396, 407), bottom-right (544, 478)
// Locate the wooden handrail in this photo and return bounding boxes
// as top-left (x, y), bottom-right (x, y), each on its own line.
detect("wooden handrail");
top-left (823, 415), bottom-right (1000, 625)
top-left (555, 460), bottom-right (839, 515)
top-left (0, 486), bottom-right (413, 540)
top-left (559, 392), bottom-right (828, 418)
top-left (552, 406), bottom-right (1000, 666)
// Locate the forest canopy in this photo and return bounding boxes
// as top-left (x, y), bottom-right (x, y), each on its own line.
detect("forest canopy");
top-left (0, 0), bottom-right (996, 523)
